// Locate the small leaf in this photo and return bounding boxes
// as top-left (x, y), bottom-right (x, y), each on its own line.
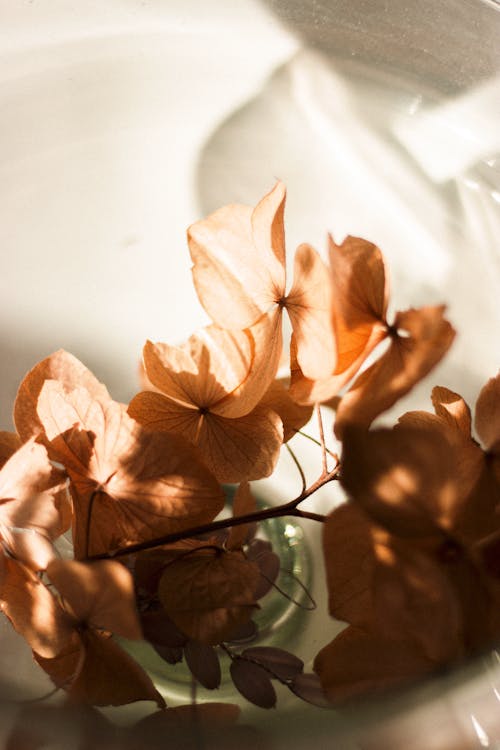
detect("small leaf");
top-left (230, 658), bottom-right (277, 708)
top-left (290, 673), bottom-right (332, 708)
top-left (154, 644), bottom-right (183, 665)
top-left (241, 647), bottom-right (303, 680)
top-left (184, 640), bottom-right (221, 689)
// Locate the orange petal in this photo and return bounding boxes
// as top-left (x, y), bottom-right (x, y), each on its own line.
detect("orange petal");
top-left (0, 432), bottom-right (21, 470)
top-left (187, 184), bottom-right (287, 330)
top-left (334, 305), bottom-right (455, 437)
top-left (340, 425), bottom-right (459, 537)
top-left (322, 503), bottom-right (375, 629)
top-left (35, 629), bottom-right (165, 707)
top-left (314, 625), bottom-right (435, 704)
top-left (329, 235), bottom-right (389, 354)
top-left (0, 557), bottom-right (73, 658)
top-left (286, 243), bottom-right (336, 380)
top-left (431, 386), bottom-right (473, 438)
top-left (14, 350), bottom-right (110, 446)
top-left (0, 439), bottom-right (70, 568)
top-left (128, 391), bottom-right (201, 441)
top-left (158, 547), bottom-right (260, 644)
top-left (475, 371), bottom-right (500, 452)
top-left (195, 406), bottom-right (283, 483)
top-left (71, 427), bottom-right (224, 559)
top-left (260, 378), bottom-right (313, 442)
top-left (372, 531), bottom-right (464, 662)
top-left (214, 311), bottom-right (283, 419)
top-left (46, 559), bottom-right (143, 640)
top-left (142, 315), bottom-right (282, 421)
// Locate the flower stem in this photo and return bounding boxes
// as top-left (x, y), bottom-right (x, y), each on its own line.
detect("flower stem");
top-left (85, 467), bottom-right (338, 561)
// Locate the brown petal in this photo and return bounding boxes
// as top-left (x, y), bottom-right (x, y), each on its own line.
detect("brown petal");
top-left (314, 626), bottom-right (435, 703)
top-left (340, 425), bottom-right (459, 537)
top-left (46, 559), bottom-right (143, 640)
top-left (72, 427), bottom-right (224, 559)
top-left (260, 378), bottom-right (313, 442)
top-left (431, 386), bottom-right (473, 437)
top-left (475, 371), bottom-right (500, 451)
top-left (194, 407), bottom-right (283, 483)
top-left (0, 439), bottom-right (70, 568)
top-left (322, 503), bottom-right (375, 629)
top-left (188, 184), bottom-right (287, 330)
top-left (158, 547), bottom-right (260, 645)
top-left (286, 243), bottom-right (336, 380)
top-left (35, 629), bottom-right (165, 707)
top-left (0, 432), bottom-right (22, 469)
top-left (128, 390), bottom-right (201, 443)
top-left (14, 350), bottom-right (110, 446)
top-left (0, 557), bottom-right (73, 657)
top-left (289, 235), bottom-right (389, 406)
top-left (334, 305), bottom-right (455, 437)
top-left (372, 532), bottom-right (464, 662)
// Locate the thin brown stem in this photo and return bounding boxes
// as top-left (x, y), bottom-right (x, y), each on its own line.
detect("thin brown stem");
top-left (84, 490), bottom-right (98, 559)
top-left (297, 430), bottom-right (339, 465)
top-left (315, 403), bottom-right (328, 476)
top-left (85, 467), bottom-right (339, 562)
top-left (285, 443), bottom-right (307, 494)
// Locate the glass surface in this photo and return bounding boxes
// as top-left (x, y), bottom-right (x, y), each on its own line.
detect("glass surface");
top-left (0, 1), bottom-right (499, 747)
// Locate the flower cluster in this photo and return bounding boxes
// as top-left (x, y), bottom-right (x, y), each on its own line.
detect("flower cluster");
top-left (0, 182), bottom-right (497, 741)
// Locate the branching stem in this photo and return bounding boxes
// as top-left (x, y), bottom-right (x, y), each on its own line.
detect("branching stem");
top-left (85, 467), bottom-right (338, 561)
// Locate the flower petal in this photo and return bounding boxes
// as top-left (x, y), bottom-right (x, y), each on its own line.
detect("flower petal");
top-left (14, 350), bottom-right (110, 446)
top-left (334, 305), bottom-right (455, 437)
top-left (188, 183), bottom-right (287, 329)
top-left (286, 243), bottom-right (336, 380)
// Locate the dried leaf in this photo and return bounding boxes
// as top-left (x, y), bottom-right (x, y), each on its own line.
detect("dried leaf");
top-left (340, 425), bottom-right (459, 537)
top-left (230, 658), bottom-right (277, 708)
top-left (241, 646), bottom-right (303, 680)
top-left (46, 559), bottom-right (143, 640)
top-left (14, 350), bottom-right (110, 446)
top-left (184, 640), bottom-right (221, 689)
top-left (158, 547), bottom-right (260, 645)
top-left (290, 673), bottom-right (331, 708)
top-left (334, 306), bottom-right (455, 437)
top-left (314, 626), bottom-right (435, 704)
